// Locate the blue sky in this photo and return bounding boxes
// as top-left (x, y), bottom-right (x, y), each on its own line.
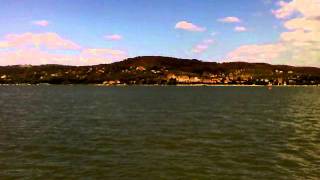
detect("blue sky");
top-left (0, 0), bottom-right (319, 66)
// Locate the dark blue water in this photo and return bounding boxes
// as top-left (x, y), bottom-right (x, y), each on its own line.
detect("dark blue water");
top-left (0, 86), bottom-right (319, 179)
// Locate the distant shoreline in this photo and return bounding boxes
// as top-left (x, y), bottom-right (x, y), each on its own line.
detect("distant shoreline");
top-left (1, 56), bottom-right (320, 86)
top-left (0, 83), bottom-right (319, 87)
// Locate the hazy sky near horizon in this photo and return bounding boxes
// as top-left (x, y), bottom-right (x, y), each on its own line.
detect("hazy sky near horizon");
top-left (0, 0), bottom-right (319, 66)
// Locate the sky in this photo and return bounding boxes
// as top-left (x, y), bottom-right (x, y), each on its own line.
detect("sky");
top-left (0, 0), bottom-right (319, 67)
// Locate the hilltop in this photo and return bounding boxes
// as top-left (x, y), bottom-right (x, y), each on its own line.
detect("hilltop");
top-left (0, 56), bottom-right (320, 85)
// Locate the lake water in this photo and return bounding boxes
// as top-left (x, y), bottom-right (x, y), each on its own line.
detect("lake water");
top-left (0, 86), bottom-right (319, 179)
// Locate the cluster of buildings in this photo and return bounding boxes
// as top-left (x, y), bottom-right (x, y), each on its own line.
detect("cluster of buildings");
top-left (166, 72), bottom-right (253, 85)
top-left (164, 69), bottom-right (318, 86)
top-left (0, 64), bottom-right (319, 86)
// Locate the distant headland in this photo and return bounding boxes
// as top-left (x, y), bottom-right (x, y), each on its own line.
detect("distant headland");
top-left (0, 56), bottom-right (320, 86)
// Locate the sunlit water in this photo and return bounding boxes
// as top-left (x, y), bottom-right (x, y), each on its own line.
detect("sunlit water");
top-left (0, 86), bottom-right (319, 179)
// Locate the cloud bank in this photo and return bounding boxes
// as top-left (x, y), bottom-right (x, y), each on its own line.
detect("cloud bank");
top-left (228, 0), bottom-right (320, 67)
top-left (0, 32), bottom-right (126, 66)
top-left (0, 32), bottom-right (81, 50)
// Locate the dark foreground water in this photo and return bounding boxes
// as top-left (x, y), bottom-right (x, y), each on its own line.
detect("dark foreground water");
top-left (0, 86), bottom-right (319, 179)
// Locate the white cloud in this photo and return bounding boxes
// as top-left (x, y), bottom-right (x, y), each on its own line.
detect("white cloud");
top-left (192, 39), bottom-right (215, 54)
top-left (78, 48), bottom-right (127, 65)
top-left (104, 34), bottom-right (123, 41)
top-left (32, 20), bottom-right (49, 27)
top-left (234, 26), bottom-right (247, 32)
top-left (227, 43), bottom-right (286, 63)
top-left (218, 16), bottom-right (241, 23)
top-left (192, 44), bottom-right (209, 53)
top-left (175, 21), bottom-right (206, 32)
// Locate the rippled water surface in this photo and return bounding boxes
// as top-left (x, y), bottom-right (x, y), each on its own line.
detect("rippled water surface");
top-left (0, 86), bottom-right (319, 179)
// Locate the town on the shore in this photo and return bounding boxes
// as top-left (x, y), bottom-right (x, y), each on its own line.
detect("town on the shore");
top-left (0, 56), bottom-right (319, 86)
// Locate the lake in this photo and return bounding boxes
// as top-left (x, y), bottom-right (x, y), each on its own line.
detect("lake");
top-left (0, 86), bottom-right (319, 179)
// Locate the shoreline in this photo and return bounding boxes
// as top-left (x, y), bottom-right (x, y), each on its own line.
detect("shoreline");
top-left (0, 83), bottom-right (319, 87)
